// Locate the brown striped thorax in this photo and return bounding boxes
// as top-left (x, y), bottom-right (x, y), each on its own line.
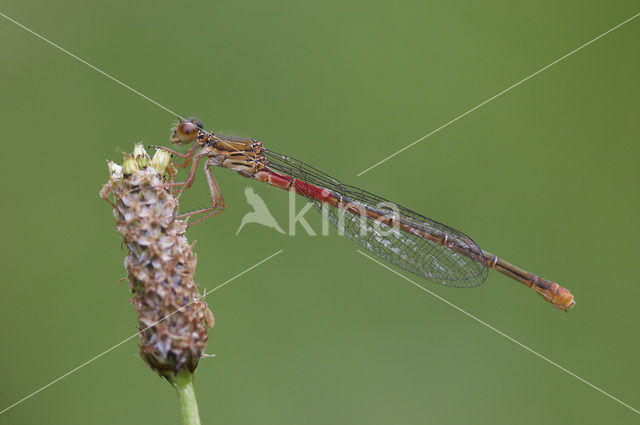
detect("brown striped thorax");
top-left (171, 117), bottom-right (266, 176)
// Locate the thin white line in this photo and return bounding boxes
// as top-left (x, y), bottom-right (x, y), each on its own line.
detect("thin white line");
top-left (0, 11), bottom-right (264, 166)
top-left (0, 11), bottom-right (182, 118)
top-left (0, 249), bottom-right (283, 415)
top-left (201, 249), bottom-right (282, 297)
top-left (2, 5), bottom-right (637, 416)
top-left (356, 250), bottom-right (640, 415)
top-left (356, 12), bottom-right (640, 176)
top-left (0, 13), bottom-right (284, 415)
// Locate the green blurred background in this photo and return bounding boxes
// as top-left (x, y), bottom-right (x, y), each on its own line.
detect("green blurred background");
top-left (1, 1), bottom-right (638, 424)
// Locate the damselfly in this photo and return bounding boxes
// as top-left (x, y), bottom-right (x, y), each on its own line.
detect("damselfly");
top-left (152, 118), bottom-right (575, 311)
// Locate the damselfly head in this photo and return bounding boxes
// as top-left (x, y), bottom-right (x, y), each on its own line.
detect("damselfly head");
top-left (171, 117), bottom-right (203, 144)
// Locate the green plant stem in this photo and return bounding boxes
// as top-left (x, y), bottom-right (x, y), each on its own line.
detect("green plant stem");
top-left (171, 371), bottom-right (201, 425)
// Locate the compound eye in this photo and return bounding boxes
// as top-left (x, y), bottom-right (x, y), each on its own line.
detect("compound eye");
top-left (173, 121), bottom-right (199, 143)
top-left (185, 117), bottom-right (203, 129)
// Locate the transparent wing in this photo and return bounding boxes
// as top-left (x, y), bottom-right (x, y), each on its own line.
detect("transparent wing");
top-left (263, 149), bottom-right (488, 287)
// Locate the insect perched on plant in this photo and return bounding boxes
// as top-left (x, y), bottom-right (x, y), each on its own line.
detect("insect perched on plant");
top-left (151, 118), bottom-right (575, 311)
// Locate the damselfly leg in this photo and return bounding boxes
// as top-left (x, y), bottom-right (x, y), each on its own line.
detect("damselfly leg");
top-left (156, 152), bottom-right (203, 198)
top-left (149, 144), bottom-right (199, 169)
top-left (176, 158), bottom-right (226, 228)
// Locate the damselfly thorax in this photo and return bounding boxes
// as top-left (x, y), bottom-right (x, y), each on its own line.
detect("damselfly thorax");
top-left (196, 133), bottom-right (266, 177)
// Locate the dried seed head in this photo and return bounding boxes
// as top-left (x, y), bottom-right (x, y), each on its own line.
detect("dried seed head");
top-left (101, 145), bottom-right (214, 378)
